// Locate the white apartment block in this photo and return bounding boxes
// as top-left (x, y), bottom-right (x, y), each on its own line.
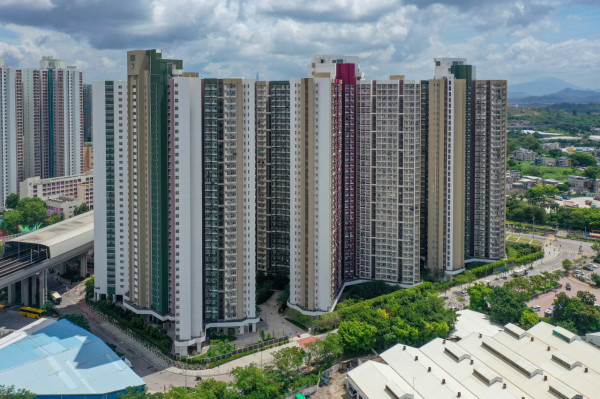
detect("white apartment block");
top-left (92, 80), bottom-right (128, 300)
top-left (357, 78), bottom-right (422, 285)
top-left (289, 77), bottom-right (339, 315)
top-left (0, 62), bottom-right (23, 210)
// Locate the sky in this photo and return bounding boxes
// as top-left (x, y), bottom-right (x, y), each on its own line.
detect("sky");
top-left (0, 0), bottom-right (598, 88)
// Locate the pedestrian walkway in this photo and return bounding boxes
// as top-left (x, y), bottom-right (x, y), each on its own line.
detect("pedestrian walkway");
top-left (560, 249), bottom-right (595, 256)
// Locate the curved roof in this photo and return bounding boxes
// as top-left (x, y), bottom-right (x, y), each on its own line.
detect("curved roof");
top-left (8, 211), bottom-right (94, 258)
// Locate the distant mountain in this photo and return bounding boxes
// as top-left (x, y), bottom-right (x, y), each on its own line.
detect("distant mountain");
top-left (509, 77), bottom-right (584, 98)
top-left (509, 88), bottom-right (600, 105)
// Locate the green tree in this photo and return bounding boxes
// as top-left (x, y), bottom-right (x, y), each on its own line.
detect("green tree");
top-left (272, 346), bottom-right (306, 378)
top-left (191, 379), bottom-right (241, 399)
top-left (338, 320), bottom-right (377, 353)
top-left (4, 193), bottom-right (19, 209)
top-left (85, 276), bottom-right (95, 301)
top-left (468, 283), bottom-right (492, 312)
top-left (16, 197), bottom-right (46, 227)
top-left (60, 314), bottom-right (91, 331)
top-left (43, 212), bottom-right (63, 227)
top-left (525, 184), bottom-right (559, 200)
top-left (488, 286), bottom-right (527, 325)
top-left (562, 259), bottom-right (573, 273)
top-left (520, 309), bottom-right (540, 330)
top-left (74, 203), bottom-right (90, 216)
top-left (0, 385), bottom-right (36, 399)
top-left (315, 312), bottom-right (342, 331)
top-left (231, 364), bottom-right (282, 399)
top-left (570, 152), bottom-right (597, 167)
top-left (305, 333), bottom-right (343, 368)
top-left (2, 209), bottom-right (23, 234)
top-left (591, 273), bottom-right (600, 287)
top-left (577, 291), bottom-right (596, 306)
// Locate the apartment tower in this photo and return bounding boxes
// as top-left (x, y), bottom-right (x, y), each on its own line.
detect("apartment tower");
top-left (471, 80), bottom-right (507, 260)
top-left (201, 78), bottom-right (258, 334)
top-left (427, 58), bottom-right (467, 278)
top-left (0, 59), bottom-right (24, 210)
top-left (93, 80), bottom-right (128, 300)
top-left (356, 77), bottom-right (423, 285)
top-left (255, 81), bottom-right (291, 275)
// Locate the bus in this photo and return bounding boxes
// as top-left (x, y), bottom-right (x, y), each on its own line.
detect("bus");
top-left (19, 307), bottom-right (45, 319)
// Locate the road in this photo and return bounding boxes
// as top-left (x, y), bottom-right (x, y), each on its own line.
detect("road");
top-left (446, 231), bottom-right (597, 309)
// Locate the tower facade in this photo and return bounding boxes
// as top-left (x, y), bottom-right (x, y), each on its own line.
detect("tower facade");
top-left (93, 80), bottom-right (128, 300)
top-left (255, 81), bottom-right (291, 275)
top-left (356, 77), bottom-right (423, 285)
top-left (0, 63), bottom-right (24, 209)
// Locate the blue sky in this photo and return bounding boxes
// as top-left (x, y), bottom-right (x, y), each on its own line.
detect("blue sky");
top-left (0, 0), bottom-right (598, 89)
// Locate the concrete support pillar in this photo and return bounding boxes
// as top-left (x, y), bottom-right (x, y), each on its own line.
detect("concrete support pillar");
top-left (252, 323), bottom-right (257, 333)
top-left (7, 284), bottom-right (16, 304)
top-left (39, 270), bottom-right (47, 306)
top-left (31, 274), bottom-right (37, 306)
top-left (80, 254), bottom-right (87, 277)
top-left (238, 325), bottom-right (244, 335)
top-left (59, 262), bottom-right (67, 274)
top-left (21, 278), bottom-right (30, 306)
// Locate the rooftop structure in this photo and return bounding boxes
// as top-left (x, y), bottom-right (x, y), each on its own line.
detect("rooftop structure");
top-left (347, 318), bottom-right (600, 399)
top-left (0, 318), bottom-right (144, 398)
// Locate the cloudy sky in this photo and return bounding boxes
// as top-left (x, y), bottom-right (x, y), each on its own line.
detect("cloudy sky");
top-left (0, 0), bottom-right (598, 88)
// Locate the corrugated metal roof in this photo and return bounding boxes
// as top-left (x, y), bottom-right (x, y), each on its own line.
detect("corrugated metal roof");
top-left (8, 211), bottom-right (93, 258)
top-left (0, 318), bottom-right (144, 395)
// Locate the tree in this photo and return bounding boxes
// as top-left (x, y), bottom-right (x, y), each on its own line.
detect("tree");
top-left (520, 309), bottom-right (540, 330)
top-left (570, 152), bottom-right (597, 167)
top-left (232, 364), bottom-right (282, 399)
top-left (16, 197), bottom-right (46, 227)
top-left (315, 312), bottom-right (341, 331)
top-left (305, 333), bottom-right (343, 368)
top-left (191, 379), bottom-right (241, 399)
top-left (60, 314), bottom-right (91, 331)
top-left (591, 273), bottom-right (600, 288)
top-left (337, 320), bottom-right (377, 353)
top-left (43, 212), bottom-right (63, 227)
top-left (525, 184), bottom-right (559, 201)
top-left (2, 209), bottom-right (23, 234)
top-left (74, 203), bottom-right (89, 216)
top-left (468, 283), bottom-right (492, 312)
top-left (4, 193), bottom-right (19, 209)
top-left (577, 290), bottom-right (596, 306)
top-left (0, 385), bottom-right (35, 399)
top-left (487, 286), bottom-right (527, 325)
top-left (562, 259), bottom-right (573, 274)
top-left (272, 346), bottom-right (306, 378)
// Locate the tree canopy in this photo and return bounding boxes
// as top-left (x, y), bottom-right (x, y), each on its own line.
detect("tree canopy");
top-left (4, 193), bottom-right (19, 209)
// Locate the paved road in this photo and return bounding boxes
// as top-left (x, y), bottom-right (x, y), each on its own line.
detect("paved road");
top-left (446, 231), bottom-right (597, 309)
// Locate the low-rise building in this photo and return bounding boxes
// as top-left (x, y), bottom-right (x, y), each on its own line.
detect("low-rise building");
top-left (506, 170), bottom-right (521, 181)
top-left (19, 171), bottom-right (93, 208)
top-left (45, 196), bottom-right (84, 219)
top-left (535, 156), bottom-right (556, 167)
top-left (557, 156), bottom-right (572, 167)
top-left (568, 175), bottom-right (591, 191)
top-left (511, 148), bottom-right (537, 162)
top-left (346, 316), bottom-right (600, 399)
top-left (542, 142), bottom-right (560, 150)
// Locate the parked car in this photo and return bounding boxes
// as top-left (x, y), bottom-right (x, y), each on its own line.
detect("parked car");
top-left (589, 263), bottom-right (598, 269)
top-left (584, 265), bottom-right (594, 271)
top-left (531, 305), bottom-right (541, 311)
top-left (566, 283), bottom-right (572, 290)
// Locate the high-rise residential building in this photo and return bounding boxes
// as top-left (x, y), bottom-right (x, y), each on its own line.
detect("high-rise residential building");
top-left (21, 58), bottom-right (84, 179)
top-left (125, 49), bottom-right (182, 316)
top-left (289, 75), bottom-right (343, 314)
top-left (356, 77), bottom-right (423, 285)
top-left (308, 56), bottom-right (362, 284)
top-left (201, 78), bottom-right (258, 335)
top-left (255, 81), bottom-right (290, 275)
top-left (0, 61), bottom-right (24, 210)
top-left (83, 84), bottom-right (93, 142)
top-left (427, 59), bottom-right (467, 278)
top-left (471, 80), bottom-right (507, 260)
top-left (93, 80), bottom-right (128, 301)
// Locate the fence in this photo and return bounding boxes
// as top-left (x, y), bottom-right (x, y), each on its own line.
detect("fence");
top-left (84, 300), bottom-right (289, 370)
top-left (187, 336), bottom-right (289, 365)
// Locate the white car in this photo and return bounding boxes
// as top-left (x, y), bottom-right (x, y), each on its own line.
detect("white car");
top-left (531, 305), bottom-right (541, 311)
